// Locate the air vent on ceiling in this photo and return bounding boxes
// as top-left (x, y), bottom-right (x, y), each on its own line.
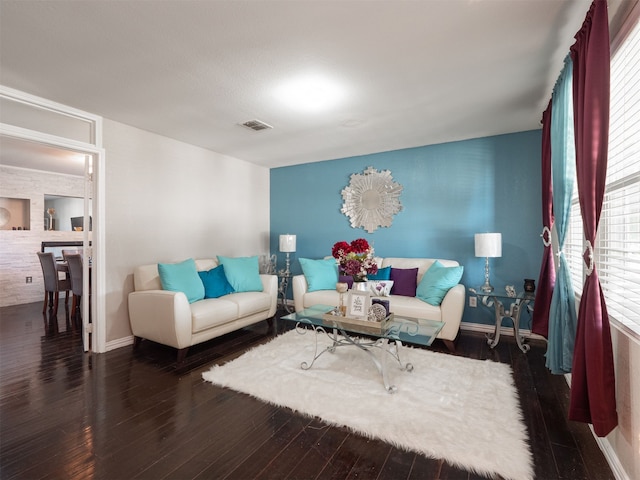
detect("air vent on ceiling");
top-left (239, 119), bottom-right (273, 131)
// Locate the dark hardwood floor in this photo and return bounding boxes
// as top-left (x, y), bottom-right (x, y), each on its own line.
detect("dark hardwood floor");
top-left (0, 301), bottom-right (615, 480)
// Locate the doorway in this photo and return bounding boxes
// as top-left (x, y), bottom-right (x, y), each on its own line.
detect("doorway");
top-left (0, 86), bottom-right (105, 352)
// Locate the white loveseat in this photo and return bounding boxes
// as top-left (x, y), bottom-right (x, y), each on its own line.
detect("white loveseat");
top-left (129, 258), bottom-right (278, 362)
top-left (292, 257), bottom-right (464, 352)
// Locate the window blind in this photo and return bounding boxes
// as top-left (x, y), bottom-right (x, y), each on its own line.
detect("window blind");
top-left (596, 16), bottom-right (639, 329)
top-left (566, 14), bottom-right (640, 330)
top-left (599, 16), bottom-right (640, 328)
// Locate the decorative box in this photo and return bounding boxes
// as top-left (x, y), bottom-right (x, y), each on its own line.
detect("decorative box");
top-left (322, 312), bottom-right (394, 335)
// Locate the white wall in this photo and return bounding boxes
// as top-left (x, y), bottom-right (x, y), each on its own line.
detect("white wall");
top-left (605, 325), bottom-right (640, 480)
top-left (0, 165), bottom-right (85, 306)
top-left (102, 119), bottom-right (271, 343)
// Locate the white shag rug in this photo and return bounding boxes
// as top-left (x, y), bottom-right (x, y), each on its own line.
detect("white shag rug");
top-left (202, 329), bottom-right (533, 480)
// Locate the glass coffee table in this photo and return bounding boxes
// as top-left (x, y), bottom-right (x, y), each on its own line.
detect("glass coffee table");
top-left (280, 304), bottom-right (445, 393)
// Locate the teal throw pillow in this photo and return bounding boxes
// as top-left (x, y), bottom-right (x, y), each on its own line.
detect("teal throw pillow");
top-left (299, 258), bottom-right (339, 292)
top-left (198, 265), bottom-right (235, 298)
top-left (368, 265), bottom-right (391, 280)
top-left (158, 258), bottom-right (205, 303)
top-left (416, 260), bottom-right (464, 306)
top-left (217, 256), bottom-right (263, 292)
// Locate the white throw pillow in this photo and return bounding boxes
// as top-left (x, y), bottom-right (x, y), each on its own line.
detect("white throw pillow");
top-left (368, 280), bottom-right (394, 297)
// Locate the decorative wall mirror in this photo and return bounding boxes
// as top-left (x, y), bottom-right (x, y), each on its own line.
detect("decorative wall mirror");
top-left (44, 194), bottom-right (92, 231)
top-left (340, 166), bottom-right (403, 233)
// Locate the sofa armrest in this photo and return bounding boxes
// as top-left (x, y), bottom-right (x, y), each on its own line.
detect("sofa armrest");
top-left (128, 290), bottom-right (192, 349)
top-left (260, 274), bottom-right (278, 316)
top-left (292, 274), bottom-right (308, 312)
top-left (439, 283), bottom-right (465, 340)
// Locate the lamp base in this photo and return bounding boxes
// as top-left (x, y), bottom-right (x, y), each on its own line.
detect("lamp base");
top-left (480, 282), bottom-right (494, 293)
top-left (481, 256), bottom-right (494, 293)
top-left (279, 252), bottom-right (291, 277)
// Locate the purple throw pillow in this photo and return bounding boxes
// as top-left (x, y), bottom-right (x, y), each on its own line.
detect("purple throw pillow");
top-left (390, 267), bottom-right (419, 296)
top-left (339, 274), bottom-right (354, 289)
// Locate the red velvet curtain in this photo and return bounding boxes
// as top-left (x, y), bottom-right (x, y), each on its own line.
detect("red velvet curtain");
top-left (568, 0), bottom-right (617, 437)
top-left (531, 102), bottom-right (555, 338)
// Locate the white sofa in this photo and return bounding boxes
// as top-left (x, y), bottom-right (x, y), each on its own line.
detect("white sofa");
top-left (129, 258), bottom-right (278, 362)
top-left (292, 257), bottom-right (464, 352)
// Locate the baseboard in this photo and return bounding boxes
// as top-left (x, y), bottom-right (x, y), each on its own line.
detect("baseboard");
top-left (106, 335), bottom-right (134, 352)
top-left (460, 321), bottom-right (546, 342)
top-left (563, 374), bottom-right (629, 480)
top-left (104, 322), bottom-right (542, 353)
top-left (589, 428), bottom-right (630, 480)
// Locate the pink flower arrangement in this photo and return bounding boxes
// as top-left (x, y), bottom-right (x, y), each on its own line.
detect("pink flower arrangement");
top-left (331, 238), bottom-right (378, 281)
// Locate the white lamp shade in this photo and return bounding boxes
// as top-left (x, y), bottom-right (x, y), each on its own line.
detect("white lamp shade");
top-left (475, 233), bottom-right (502, 258)
top-left (279, 234), bottom-right (296, 253)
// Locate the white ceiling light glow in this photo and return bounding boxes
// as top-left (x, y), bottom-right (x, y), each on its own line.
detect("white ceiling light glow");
top-left (276, 74), bottom-right (345, 112)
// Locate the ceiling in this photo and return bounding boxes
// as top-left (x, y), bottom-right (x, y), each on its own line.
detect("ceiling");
top-left (0, 0), bottom-right (633, 174)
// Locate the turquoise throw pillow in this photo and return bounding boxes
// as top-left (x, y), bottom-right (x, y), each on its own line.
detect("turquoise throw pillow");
top-left (198, 265), bottom-right (235, 298)
top-left (416, 260), bottom-right (464, 306)
top-left (368, 265), bottom-right (391, 280)
top-left (217, 256), bottom-right (263, 292)
top-left (299, 258), bottom-right (338, 292)
top-left (158, 258), bottom-right (205, 303)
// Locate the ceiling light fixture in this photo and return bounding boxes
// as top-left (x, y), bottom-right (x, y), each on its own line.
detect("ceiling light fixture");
top-left (275, 74), bottom-right (344, 112)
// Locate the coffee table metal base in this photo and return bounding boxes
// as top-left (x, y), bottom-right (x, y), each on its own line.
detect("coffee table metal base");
top-left (294, 323), bottom-right (413, 393)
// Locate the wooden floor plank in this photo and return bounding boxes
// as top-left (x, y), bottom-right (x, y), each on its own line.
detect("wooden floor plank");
top-left (376, 449), bottom-right (415, 480)
top-left (0, 302), bottom-right (616, 480)
top-left (231, 416), bottom-right (328, 480)
top-left (314, 433), bottom-right (375, 479)
top-left (285, 425), bottom-right (350, 480)
top-left (344, 439), bottom-right (393, 480)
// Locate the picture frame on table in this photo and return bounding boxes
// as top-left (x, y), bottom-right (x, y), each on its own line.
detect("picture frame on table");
top-left (347, 290), bottom-right (371, 318)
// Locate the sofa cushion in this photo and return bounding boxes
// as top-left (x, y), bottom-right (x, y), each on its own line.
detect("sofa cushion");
top-left (390, 267), bottom-right (418, 297)
top-left (299, 258), bottom-right (338, 292)
top-left (302, 289), bottom-right (340, 309)
top-left (386, 295), bottom-right (442, 322)
top-left (368, 265), bottom-right (391, 280)
top-left (190, 298), bottom-right (239, 332)
top-left (417, 261), bottom-right (464, 306)
top-left (382, 258), bottom-right (454, 283)
top-left (158, 258), bottom-right (205, 303)
top-left (217, 256), bottom-right (263, 292)
top-left (195, 258), bottom-right (219, 271)
top-left (225, 291), bottom-right (272, 317)
top-left (198, 265), bottom-right (235, 299)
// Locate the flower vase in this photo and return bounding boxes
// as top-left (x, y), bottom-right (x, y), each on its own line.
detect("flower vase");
top-left (352, 277), bottom-right (368, 292)
top-left (524, 279), bottom-right (536, 293)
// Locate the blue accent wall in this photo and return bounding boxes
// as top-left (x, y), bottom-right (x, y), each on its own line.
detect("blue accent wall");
top-left (271, 130), bottom-right (542, 326)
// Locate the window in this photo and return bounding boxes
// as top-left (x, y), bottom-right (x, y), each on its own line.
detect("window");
top-left (566, 13), bottom-right (640, 332)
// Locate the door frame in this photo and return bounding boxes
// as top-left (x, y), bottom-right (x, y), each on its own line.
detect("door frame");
top-left (0, 85), bottom-right (106, 353)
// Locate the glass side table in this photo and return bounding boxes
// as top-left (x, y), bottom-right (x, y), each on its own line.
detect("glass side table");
top-left (469, 287), bottom-right (534, 353)
top-left (277, 272), bottom-right (293, 313)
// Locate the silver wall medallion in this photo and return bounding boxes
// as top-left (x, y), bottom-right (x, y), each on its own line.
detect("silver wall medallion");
top-left (340, 166), bottom-right (403, 233)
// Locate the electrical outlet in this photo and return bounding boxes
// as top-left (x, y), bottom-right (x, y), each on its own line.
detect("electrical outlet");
top-left (26, 276), bottom-right (32, 284)
top-left (469, 296), bottom-right (477, 308)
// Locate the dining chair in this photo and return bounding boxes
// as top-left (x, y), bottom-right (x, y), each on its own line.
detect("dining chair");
top-left (63, 252), bottom-right (84, 319)
top-left (62, 249), bottom-right (81, 258)
top-left (36, 252), bottom-right (70, 316)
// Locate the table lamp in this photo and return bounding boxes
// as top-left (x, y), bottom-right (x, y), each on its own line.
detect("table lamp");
top-left (279, 234), bottom-right (296, 276)
top-left (475, 233), bottom-right (502, 293)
